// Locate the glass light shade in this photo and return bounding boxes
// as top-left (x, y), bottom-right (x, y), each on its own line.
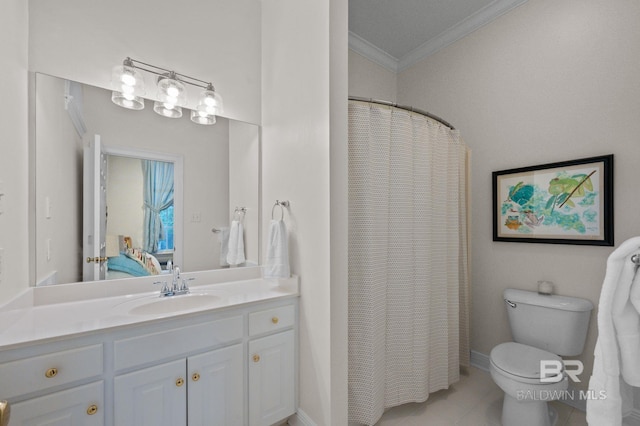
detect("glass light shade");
top-left (157, 76), bottom-right (187, 106)
top-left (111, 65), bottom-right (145, 97)
top-left (190, 109), bottom-right (216, 125)
top-left (196, 89), bottom-right (224, 115)
top-left (153, 101), bottom-right (182, 118)
top-left (111, 91), bottom-right (144, 110)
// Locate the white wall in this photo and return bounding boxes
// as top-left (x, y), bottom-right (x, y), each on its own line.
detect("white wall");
top-left (29, 0), bottom-right (261, 125)
top-left (106, 156), bottom-right (144, 248)
top-left (0, 0), bottom-right (29, 301)
top-left (262, 0), bottom-right (348, 424)
top-left (35, 74), bottom-right (83, 285)
top-left (348, 50), bottom-right (397, 102)
top-left (397, 0), bottom-right (640, 391)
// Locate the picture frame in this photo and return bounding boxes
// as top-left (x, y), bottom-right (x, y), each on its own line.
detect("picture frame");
top-left (492, 155), bottom-right (613, 246)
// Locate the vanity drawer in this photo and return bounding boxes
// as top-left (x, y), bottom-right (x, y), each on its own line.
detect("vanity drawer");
top-left (0, 344), bottom-right (103, 399)
top-left (114, 315), bottom-right (243, 372)
top-left (249, 304), bottom-right (295, 336)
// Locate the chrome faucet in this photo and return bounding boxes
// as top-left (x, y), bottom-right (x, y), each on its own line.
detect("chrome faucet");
top-left (154, 265), bottom-right (193, 297)
top-left (172, 266), bottom-right (181, 292)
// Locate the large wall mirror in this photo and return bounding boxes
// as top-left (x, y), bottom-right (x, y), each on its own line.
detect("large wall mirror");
top-left (33, 73), bottom-right (260, 286)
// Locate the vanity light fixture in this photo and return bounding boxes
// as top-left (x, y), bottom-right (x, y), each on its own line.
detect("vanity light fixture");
top-left (111, 58), bottom-right (145, 110)
top-left (110, 57), bottom-right (223, 125)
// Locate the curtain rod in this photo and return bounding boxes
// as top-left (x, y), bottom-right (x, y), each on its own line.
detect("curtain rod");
top-left (348, 96), bottom-right (455, 130)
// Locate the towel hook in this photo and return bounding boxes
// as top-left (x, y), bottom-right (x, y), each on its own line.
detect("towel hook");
top-left (631, 253), bottom-right (640, 265)
top-left (271, 200), bottom-right (290, 221)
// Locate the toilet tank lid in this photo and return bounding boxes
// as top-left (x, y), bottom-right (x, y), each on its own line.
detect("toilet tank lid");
top-left (504, 289), bottom-right (593, 312)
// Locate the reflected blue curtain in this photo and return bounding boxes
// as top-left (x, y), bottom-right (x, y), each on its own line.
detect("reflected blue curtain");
top-left (142, 160), bottom-right (174, 253)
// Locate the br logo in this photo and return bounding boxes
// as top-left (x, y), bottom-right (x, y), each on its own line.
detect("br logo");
top-left (540, 360), bottom-right (584, 383)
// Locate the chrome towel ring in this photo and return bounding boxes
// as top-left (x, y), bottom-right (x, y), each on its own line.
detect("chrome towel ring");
top-left (234, 206), bottom-right (247, 221)
top-left (272, 200), bottom-right (290, 221)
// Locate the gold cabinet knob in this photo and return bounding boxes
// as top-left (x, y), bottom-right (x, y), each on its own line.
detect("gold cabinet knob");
top-left (45, 368), bottom-right (58, 378)
top-left (176, 378), bottom-right (185, 387)
top-left (192, 373), bottom-right (200, 382)
top-left (253, 354), bottom-right (260, 363)
top-left (86, 404), bottom-right (98, 416)
top-left (271, 317), bottom-right (279, 324)
top-left (0, 400), bottom-right (10, 426)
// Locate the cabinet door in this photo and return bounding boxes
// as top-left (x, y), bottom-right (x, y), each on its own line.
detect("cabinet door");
top-left (114, 359), bottom-right (186, 426)
top-left (248, 330), bottom-right (295, 426)
top-left (187, 344), bottom-right (244, 426)
top-left (10, 381), bottom-right (103, 425)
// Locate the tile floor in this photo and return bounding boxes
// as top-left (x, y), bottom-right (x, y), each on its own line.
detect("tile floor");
top-left (373, 366), bottom-right (587, 426)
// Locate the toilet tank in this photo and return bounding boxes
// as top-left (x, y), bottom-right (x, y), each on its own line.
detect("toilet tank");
top-left (503, 289), bottom-right (593, 356)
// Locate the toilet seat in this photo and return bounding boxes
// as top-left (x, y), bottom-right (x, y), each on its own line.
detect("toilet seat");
top-left (490, 342), bottom-right (563, 384)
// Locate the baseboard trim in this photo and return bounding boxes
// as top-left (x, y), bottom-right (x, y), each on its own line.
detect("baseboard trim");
top-left (624, 409), bottom-right (640, 426)
top-left (287, 409), bottom-right (317, 426)
top-left (470, 349), bottom-right (490, 372)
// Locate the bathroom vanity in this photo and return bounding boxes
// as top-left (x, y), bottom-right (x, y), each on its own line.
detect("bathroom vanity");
top-left (0, 268), bottom-right (298, 426)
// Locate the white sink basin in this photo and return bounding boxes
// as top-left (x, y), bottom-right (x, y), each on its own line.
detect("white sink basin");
top-left (121, 293), bottom-right (220, 316)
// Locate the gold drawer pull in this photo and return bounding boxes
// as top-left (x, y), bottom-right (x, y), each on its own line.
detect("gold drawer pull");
top-left (86, 404), bottom-right (98, 416)
top-left (192, 373), bottom-right (200, 382)
top-left (45, 368), bottom-right (58, 378)
top-left (271, 317), bottom-right (279, 324)
top-left (253, 354), bottom-right (260, 363)
top-left (176, 378), bottom-right (185, 387)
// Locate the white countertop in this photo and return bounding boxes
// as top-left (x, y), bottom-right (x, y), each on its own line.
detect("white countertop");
top-left (0, 268), bottom-right (299, 351)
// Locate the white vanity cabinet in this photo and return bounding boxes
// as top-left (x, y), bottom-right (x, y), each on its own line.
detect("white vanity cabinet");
top-left (248, 305), bottom-right (296, 426)
top-left (0, 344), bottom-right (105, 425)
top-left (114, 359), bottom-right (187, 426)
top-left (0, 295), bottom-right (297, 426)
top-left (10, 381), bottom-right (104, 425)
top-left (114, 344), bottom-right (244, 426)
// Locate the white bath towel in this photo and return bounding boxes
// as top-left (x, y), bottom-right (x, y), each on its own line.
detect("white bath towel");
top-left (613, 257), bottom-right (640, 387)
top-left (264, 219), bottom-right (290, 279)
top-left (587, 236), bottom-right (640, 425)
top-left (226, 220), bottom-right (245, 265)
top-left (218, 227), bottom-right (230, 266)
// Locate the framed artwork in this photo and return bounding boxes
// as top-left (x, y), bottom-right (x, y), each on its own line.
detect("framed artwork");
top-left (493, 155), bottom-right (613, 246)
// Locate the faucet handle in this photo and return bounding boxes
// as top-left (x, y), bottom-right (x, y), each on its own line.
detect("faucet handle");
top-left (153, 280), bottom-right (170, 294)
top-left (181, 277), bottom-right (195, 292)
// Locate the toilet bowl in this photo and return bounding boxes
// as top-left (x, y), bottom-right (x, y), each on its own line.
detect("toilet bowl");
top-left (490, 342), bottom-right (568, 426)
top-left (490, 289), bottom-right (593, 426)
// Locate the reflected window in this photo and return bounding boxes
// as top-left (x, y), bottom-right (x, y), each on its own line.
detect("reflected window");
top-left (157, 205), bottom-right (174, 252)
top-left (142, 159), bottom-right (174, 253)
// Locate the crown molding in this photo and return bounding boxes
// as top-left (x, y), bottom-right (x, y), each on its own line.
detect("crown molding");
top-left (350, 0), bottom-right (529, 73)
top-left (348, 31), bottom-right (399, 73)
top-left (398, 0), bottom-right (528, 71)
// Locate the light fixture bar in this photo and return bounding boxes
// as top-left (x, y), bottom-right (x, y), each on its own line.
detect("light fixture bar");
top-left (123, 57), bottom-right (215, 91)
top-left (112, 57), bottom-right (223, 124)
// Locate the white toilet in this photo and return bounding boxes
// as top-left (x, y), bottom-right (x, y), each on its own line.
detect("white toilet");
top-left (489, 289), bottom-right (593, 426)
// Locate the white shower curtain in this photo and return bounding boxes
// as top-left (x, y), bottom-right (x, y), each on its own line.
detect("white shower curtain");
top-left (348, 101), bottom-right (470, 426)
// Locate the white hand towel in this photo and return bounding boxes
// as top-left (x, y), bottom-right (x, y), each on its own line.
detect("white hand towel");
top-left (264, 219), bottom-right (290, 279)
top-left (616, 262), bottom-right (640, 386)
top-left (218, 227), bottom-right (230, 267)
top-left (226, 220), bottom-right (245, 265)
top-left (587, 236), bottom-right (640, 425)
